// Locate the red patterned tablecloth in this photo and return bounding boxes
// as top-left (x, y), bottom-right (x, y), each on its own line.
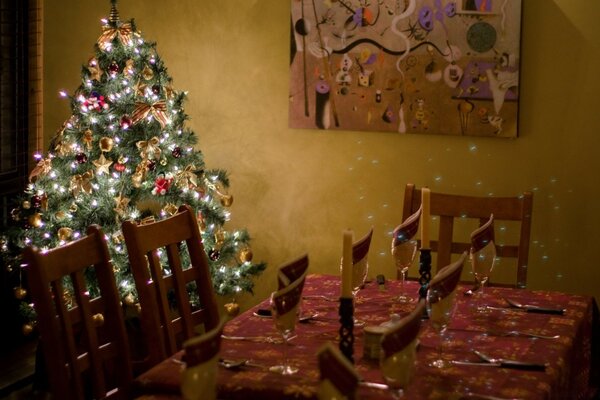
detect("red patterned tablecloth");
top-left (135, 274), bottom-right (598, 399)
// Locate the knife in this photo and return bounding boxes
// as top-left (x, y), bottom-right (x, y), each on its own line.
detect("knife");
top-left (485, 305), bottom-right (565, 315)
top-left (451, 360), bottom-right (547, 371)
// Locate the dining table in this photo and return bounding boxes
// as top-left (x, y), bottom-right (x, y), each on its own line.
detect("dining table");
top-left (133, 274), bottom-right (599, 400)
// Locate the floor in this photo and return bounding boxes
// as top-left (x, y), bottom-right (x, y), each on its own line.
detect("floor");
top-left (0, 340), bottom-right (46, 400)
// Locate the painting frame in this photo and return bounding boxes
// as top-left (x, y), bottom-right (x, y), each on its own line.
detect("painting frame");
top-left (288, 0), bottom-right (523, 138)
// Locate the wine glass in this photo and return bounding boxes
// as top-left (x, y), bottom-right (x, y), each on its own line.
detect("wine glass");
top-left (380, 339), bottom-right (418, 399)
top-left (470, 242), bottom-right (496, 312)
top-left (340, 256), bottom-right (369, 326)
top-left (392, 239), bottom-right (417, 303)
top-left (181, 356), bottom-right (219, 400)
top-left (426, 286), bottom-right (457, 369)
top-left (269, 276), bottom-right (305, 375)
top-left (469, 215), bottom-right (496, 313)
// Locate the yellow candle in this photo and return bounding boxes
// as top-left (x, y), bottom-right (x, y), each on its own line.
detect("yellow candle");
top-left (421, 188), bottom-right (431, 249)
top-left (341, 230), bottom-right (354, 298)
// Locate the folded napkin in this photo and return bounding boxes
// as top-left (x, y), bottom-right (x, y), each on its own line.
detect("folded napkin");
top-left (183, 318), bottom-right (225, 367)
top-left (381, 301), bottom-right (425, 358)
top-left (352, 227), bottom-right (373, 265)
top-left (317, 342), bottom-right (360, 400)
top-left (392, 206), bottom-right (421, 248)
top-left (470, 214), bottom-right (495, 253)
top-left (272, 270), bottom-right (308, 317)
top-left (278, 253), bottom-right (309, 289)
top-left (428, 252), bottom-right (466, 301)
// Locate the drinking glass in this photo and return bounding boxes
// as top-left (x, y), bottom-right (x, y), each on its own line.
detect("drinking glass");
top-left (269, 291), bottom-right (300, 375)
top-left (340, 257), bottom-right (369, 326)
top-left (181, 356), bottom-right (219, 400)
top-left (426, 286), bottom-right (457, 369)
top-left (380, 339), bottom-right (418, 398)
top-left (392, 239), bottom-right (417, 303)
top-left (470, 241), bottom-right (496, 312)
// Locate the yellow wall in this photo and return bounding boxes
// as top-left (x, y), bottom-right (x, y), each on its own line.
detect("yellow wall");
top-left (44, 0), bottom-right (600, 311)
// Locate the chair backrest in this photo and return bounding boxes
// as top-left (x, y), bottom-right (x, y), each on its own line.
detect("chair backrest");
top-left (122, 204), bottom-right (220, 371)
top-left (23, 225), bottom-right (133, 400)
top-left (402, 183), bottom-right (533, 288)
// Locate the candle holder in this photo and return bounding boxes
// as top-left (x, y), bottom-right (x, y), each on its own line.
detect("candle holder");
top-left (338, 296), bottom-right (354, 363)
top-left (418, 248), bottom-right (432, 301)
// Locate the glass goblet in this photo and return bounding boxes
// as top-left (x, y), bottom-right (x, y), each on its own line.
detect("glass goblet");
top-left (380, 339), bottom-right (418, 399)
top-left (392, 239), bottom-right (417, 303)
top-left (340, 257), bottom-right (369, 326)
top-left (269, 292), bottom-right (300, 375)
top-left (470, 241), bottom-right (496, 312)
top-left (181, 355), bottom-right (219, 400)
top-left (426, 287), bottom-right (457, 369)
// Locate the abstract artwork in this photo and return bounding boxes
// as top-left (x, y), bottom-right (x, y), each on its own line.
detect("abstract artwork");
top-left (289, 0), bottom-right (522, 137)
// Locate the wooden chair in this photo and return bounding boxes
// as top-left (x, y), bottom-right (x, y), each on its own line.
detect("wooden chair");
top-left (402, 183), bottom-right (533, 288)
top-left (23, 225), bottom-right (133, 400)
top-left (122, 204), bottom-right (220, 372)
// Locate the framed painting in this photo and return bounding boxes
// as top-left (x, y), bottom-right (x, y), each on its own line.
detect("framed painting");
top-left (288, 0), bottom-right (522, 137)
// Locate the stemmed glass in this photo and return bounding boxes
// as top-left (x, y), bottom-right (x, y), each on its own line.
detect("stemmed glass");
top-left (380, 339), bottom-right (418, 398)
top-left (269, 275), bottom-right (305, 375)
top-left (379, 301), bottom-right (423, 399)
top-left (341, 228), bottom-right (373, 326)
top-left (391, 206), bottom-right (421, 304)
top-left (339, 256), bottom-right (368, 326)
top-left (426, 286), bottom-right (457, 369)
top-left (469, 215), bottom-right (496, 313)
top-left (392, 239), bottom-right (417, 303)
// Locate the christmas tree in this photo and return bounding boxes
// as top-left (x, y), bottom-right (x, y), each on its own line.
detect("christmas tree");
top-left (1, 0), bottom-right (265, 330)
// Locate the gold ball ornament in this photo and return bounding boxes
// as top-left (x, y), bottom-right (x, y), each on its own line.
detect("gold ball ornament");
top-left (142, 65), bottom-right (154, 80)
top-left (92, 313), bottom-right (105, 327)
top-left (99, 137), bottom-right (114, 152)
top-left (58, 227), bottom-right (73, 241)
top-left (22, 201), bottom-right (31, 209)
top-left (14, 287), bottom-right (27, 300)
top-left (224, 301), bottom-right (240, 317)
top-left (55, 211), bottom-right (67, 221)
top-left (239, 247), bottom-right (254, 263)
top-left (22, 323), bottom-right (34, 336)
top-left (70, 203), bottom-right (78, 213)
top-left (220, 194), bottom-right (234, 207)
top-left (124, 293), bottom-right (135, 306)
top-left (214, 230), bottom-right (226, 245)
top-left (28, 213), bottom-right (43, 228)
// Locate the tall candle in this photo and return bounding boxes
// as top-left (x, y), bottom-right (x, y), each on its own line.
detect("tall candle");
top-left (421, 188), bottom-right (431, 249)
top-left (341, 230), bottom-right (354, 298)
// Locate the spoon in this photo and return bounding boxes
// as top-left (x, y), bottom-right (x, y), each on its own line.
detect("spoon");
top-left (299, 312), bottom-right (320, 323)
top-left (219, 358), bottom-right (266, 370)
top-left (463, 283), bottom-right (481, 296)
top-left (504, 298), bottom-right (566, 315)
